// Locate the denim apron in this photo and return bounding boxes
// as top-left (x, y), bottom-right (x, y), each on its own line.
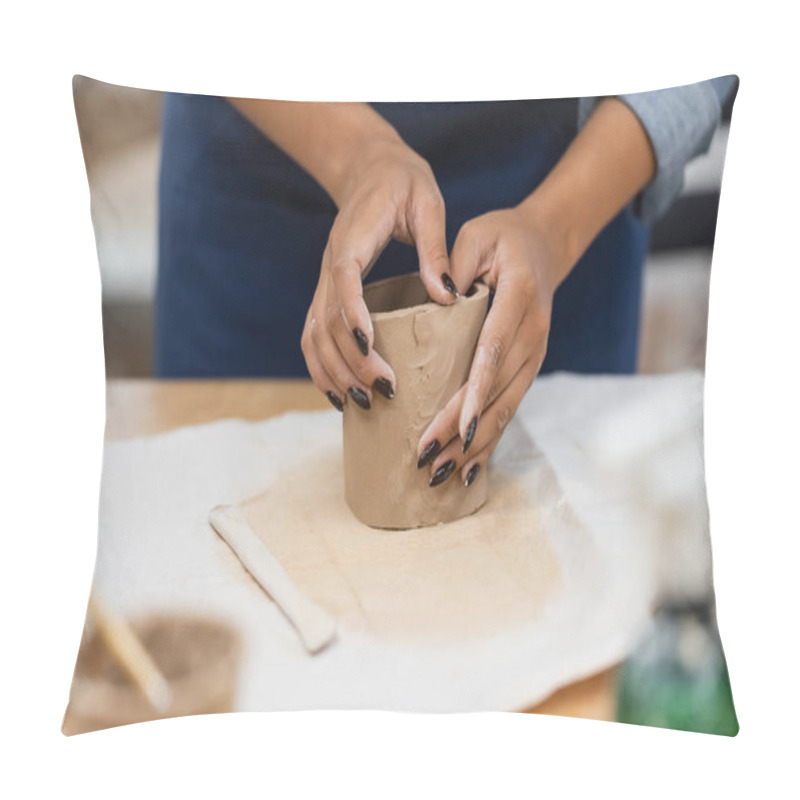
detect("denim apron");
top-left (156, 95), bottom-right (649, 378)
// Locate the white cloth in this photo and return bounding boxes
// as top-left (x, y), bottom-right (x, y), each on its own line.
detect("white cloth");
top-left (89, 372), bottom-right (708, 711)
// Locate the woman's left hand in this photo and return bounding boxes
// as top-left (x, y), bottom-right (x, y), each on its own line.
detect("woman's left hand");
top-left (416, 203), bottom-right (570, 488)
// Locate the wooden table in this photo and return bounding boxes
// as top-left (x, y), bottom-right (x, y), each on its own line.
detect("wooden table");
top-left (105, 378), bottom-right (617, 721)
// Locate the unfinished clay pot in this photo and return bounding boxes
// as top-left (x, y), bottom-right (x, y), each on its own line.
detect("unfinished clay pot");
top-left (343, 273), bottom-right (490, 529)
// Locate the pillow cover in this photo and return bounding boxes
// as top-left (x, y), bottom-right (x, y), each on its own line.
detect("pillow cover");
top-left (63, 75), bottom-right (738, 736)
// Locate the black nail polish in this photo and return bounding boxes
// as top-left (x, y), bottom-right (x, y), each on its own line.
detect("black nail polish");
top-left (325, 391), bottom-right (344, 412)
top-left (464, 463), bottom-right (480, 487)
top-left (348, 386), bottom-right (371, 410)
top-left (462, 416), bottom-right (478, 454)
top-left (441, 273), bottom-right (459, 298)
top-left (417, 439), bottom-right (441, 469)
top-left (353, 327), bottom-right (369, 356)
top-left (430, 459), bottom-right (456, 488)
top-left (373, 377), bottom-right (395, 400)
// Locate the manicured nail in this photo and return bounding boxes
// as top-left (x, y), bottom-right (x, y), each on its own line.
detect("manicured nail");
top-left (441, 273), bottom-right (459, 298)
top-left (464, 463), bottom-right (480, 487)
top-left (430, 459), bottom-right (456, 488)
top-left (353, 327), bottom-right (369, 356)
top-left (373, 377), bottom-right (395, 400)
top-left (348, 386), bottom-right (371, 410)
top-left (462, 416), bottom-right (477, 454)
top-left (325, 391), bottom-right (344, 412)
top-left (417, 439), bottom-right (441, 469)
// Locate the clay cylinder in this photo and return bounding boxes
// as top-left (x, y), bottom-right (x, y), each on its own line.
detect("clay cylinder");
top-left (343, 272), bottom-right (490, 529)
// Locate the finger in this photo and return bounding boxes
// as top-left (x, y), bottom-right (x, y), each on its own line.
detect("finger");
top-left (409, 193), bottom-right (455, 305)
top-left (327, 205), bottom-right (393, 355)
top-left (459, 440), bottom-right (498, 488)
top-left (309, 308), bottom-right (374, 409)
top-left (417, 316), bottom-right (534, 467)
top-left (458, 273), bottom-right (528, 440)
top-left (301, 321), bottom-right (346, 412)
top-left (449, 219), bottom-right (491, 296)
top-left (415, 384), bottom-right (466, 468)
top-left (429, 434), bottom-right (493, 488)
top-left (426, 435), bottom-right (463, 486)
top-left (429, 358), bottom-right (537, 481)
top-left (460, 362), bottom-right (538, 486)
top-left (415, 324), bottom-right (532, 465)
top-left (327, 299), bottom-right (398, 400)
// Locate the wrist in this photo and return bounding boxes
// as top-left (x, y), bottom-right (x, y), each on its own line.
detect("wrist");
top-left (515, 190), bottom-right (580, 288)
top-left (516, 96), bottom-right (657, 287)
top-left (323, 119), bottom-right (406, 208)
top-left (230, 99), bottom-right (407, 210)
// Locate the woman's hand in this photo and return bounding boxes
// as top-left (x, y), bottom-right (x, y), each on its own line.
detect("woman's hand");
top-left (416, 202), bottom-right (571, 488)
top-left (301, 136), bottom-right (457, 412)
top-left (226, 100), bottom-right (456, 411)
top-left (415, 96), bottom-right (658, 487)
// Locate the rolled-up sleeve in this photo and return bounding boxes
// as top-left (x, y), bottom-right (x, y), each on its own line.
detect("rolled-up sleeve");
top-left (577, 76), bottom-right (738, 223)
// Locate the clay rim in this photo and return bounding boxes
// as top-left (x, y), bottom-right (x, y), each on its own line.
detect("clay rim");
top-left (364, 272), bottom-right (490, 321)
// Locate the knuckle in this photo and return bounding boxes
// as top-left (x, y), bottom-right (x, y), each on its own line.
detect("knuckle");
top-left (457, 219), bottom-right (477, 243)
top-left (422, 243), bottom-right (449, 270)
top-left (309, 320), bottom-right (323, 347)
top-left (324, 303), bottom-right (341, 330)
top-left (353, 359), bottom-right (373, 383)
top-left (332, 257), bottom-right (366, 285)
top-left (327, 219), bottom-right (351, 254)
top-left (519, 274), bottom-right (537, 305)
top-left (484, 337), bottom-right (505, 367)
top-left (326, 227), bottom-right (343, 255)
top-left (446, 415), bottom-right (461, 438)
top-left (419, 189), bottom-right (444, 214)
top-left (329, 258), bottom-right (348, 278)
top-left (496, 406), bottom-right (512, 432)
top-left (334, 365), bottom-right (352, 389)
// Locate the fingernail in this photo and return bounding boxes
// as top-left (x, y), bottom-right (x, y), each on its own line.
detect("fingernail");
top-left (325, 391), bottom-right (344, 412)
top-left (464, 463), bottom-right (480, 487)
top-left (373, 377), bottom-right (395, 400)
top-left (430, 459), bottom-right (456, 488)
top-left (462, 416), bottom-right (478, 454)
top-left (353, 327), bottom-right (369, 356)
top-left (348, 386), bottom-right (371, 410)
top-left (417, 439), bottom-right (441, 469)
top-left (441, 273), bottom-right (459, 298)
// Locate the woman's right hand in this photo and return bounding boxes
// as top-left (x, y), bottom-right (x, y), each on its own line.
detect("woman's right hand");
top-left (301, 136), bottom-right (457, 411)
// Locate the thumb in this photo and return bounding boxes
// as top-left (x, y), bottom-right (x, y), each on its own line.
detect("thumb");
top-left (449, 220), bottom-right (487, 298)
top-left (409, 196), bottom-right (457, 305)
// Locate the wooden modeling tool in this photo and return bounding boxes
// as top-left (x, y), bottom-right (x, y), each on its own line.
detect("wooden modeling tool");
top-left (87, 596), bottom-right (173, 712)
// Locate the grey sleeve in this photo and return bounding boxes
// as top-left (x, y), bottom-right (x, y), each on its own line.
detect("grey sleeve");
top-left (577, 76), bottom-right (738, 224)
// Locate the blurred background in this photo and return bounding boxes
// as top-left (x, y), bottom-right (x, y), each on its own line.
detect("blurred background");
top-left (74, 76), bottom-right (738, 734)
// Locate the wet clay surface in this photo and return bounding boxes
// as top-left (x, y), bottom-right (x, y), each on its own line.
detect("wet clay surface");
top-left (343, 274), bottom-right (490, 529)
top-left (238, 451), bottom-right (562, 647)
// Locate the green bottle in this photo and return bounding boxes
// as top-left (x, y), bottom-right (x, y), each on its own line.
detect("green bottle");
top-left (616, 598), bottom-right (738, 736)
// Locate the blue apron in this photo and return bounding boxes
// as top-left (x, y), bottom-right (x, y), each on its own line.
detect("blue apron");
top-left (156, 95), bottom-right (649, 378)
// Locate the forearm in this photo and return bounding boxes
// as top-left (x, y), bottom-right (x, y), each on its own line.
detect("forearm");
top-left (519, 97), bottom-right (657, 284)
top-left (227, 99), bottom-right (403, 207)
